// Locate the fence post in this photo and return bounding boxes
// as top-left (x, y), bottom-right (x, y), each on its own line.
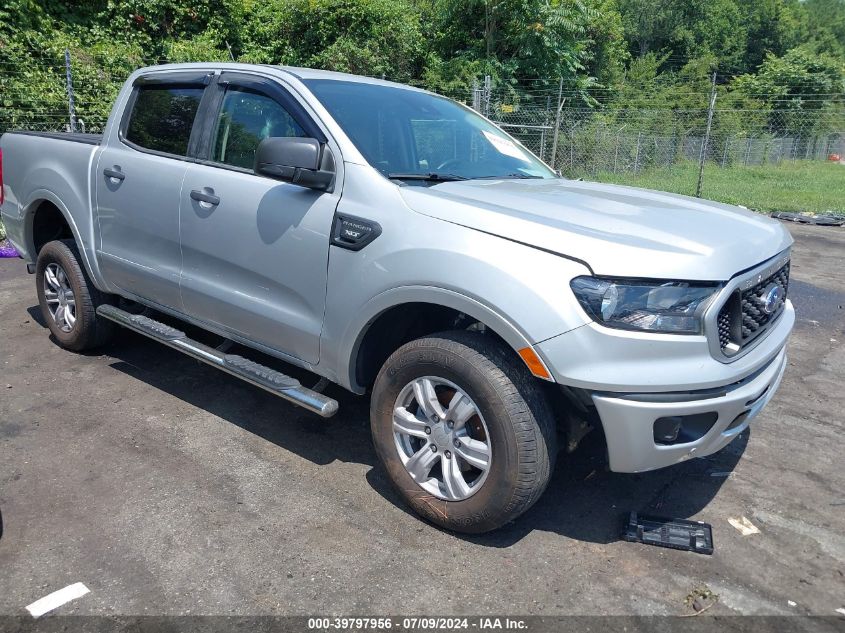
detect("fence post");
top-left (549, 77), bottom-right (564, 172)
top-left (613, 134), bottom-right (620, 173)
top-left (64, 49), bottom-right (77, 134)
top-left (633, 132), bottom-right (642, 174)
top-left (483, 75), bottom-right (491, 118)
top-left (471, 79), bottom-right (481, 112)
top-left (695, 71), bottom-right (717, 198)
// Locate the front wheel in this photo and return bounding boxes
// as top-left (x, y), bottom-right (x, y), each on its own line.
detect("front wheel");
top-left (370, 331), bottom-right (557, 533)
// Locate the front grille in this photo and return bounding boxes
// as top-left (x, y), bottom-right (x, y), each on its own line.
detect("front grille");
top-left (717, 309), bottom-right (732, 350)
top-left (717, 261), bottom-right (790, 355)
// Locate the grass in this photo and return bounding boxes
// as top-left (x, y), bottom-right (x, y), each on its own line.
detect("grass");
top-left (592, 160), bottom-right (845, 215)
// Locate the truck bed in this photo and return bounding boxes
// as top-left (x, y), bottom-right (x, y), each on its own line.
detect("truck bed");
top-left (0, 129), bottom-right (104, 264)
top-left (7, 130), bottom-right (103, 145)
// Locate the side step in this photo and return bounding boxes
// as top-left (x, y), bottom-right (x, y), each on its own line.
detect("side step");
top-left (96, 304), bottom-right (339, 418)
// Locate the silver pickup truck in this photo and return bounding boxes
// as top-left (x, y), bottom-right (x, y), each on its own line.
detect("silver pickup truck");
top-left (0, 63), bottom-right (794, 533)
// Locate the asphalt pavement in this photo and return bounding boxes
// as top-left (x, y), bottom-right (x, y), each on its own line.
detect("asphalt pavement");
top-left (0, 223), bottom-right (843, 618)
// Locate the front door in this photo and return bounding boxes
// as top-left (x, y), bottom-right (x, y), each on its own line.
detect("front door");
top-left (178, 73), bottom-right (339, 364)
top-left (95, 74), bottom-right (208, 310)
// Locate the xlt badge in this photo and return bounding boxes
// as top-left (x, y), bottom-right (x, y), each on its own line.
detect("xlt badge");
top-left (331, 213), bottom-right (382, 251)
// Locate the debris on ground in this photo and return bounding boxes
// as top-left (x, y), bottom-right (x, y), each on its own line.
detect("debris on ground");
top-left (621, 512), bottom-right (714, 555)
top-left (683, 585), bottom-right (719, 616)
top-left (728, 516), bottom-right (761, 536)
top-left (771, 211), bottom-right (845, 226)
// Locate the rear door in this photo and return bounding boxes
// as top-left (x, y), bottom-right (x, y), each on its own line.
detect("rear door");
top-left (95, 71), bottom-right (211, 310)
top-left (178, 72), bottom-right (340, 364)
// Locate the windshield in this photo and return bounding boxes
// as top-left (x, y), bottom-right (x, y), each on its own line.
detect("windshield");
top-left (303, 79), bottom-right (556, 182)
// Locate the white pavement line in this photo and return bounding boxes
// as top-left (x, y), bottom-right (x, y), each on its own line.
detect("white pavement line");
top-left (25, 583), bottom-right (90, 618)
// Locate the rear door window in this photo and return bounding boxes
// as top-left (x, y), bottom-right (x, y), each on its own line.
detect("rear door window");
top-left (125, 85), bottom-right (205, 156)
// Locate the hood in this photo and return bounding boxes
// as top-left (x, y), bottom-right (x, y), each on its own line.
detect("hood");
top-left (399, 178), bottom-right (793, 281)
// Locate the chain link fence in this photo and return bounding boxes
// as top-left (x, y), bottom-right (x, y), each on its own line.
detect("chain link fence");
top-left (478, 86), bottom-right (845, 196)
top-left (508, 109), bottom-right (844, 177)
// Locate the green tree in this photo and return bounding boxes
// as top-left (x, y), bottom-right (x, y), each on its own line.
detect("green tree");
top-left (426, 0), bottom-right (601, 94)
top-left (732, 46), bottom-right (845, 133)
top-left (240, 0), bottom-right (426, 83)
top-left (618, 0), bottom-right (747, 71)
top-left (804, 0), bottom-right (845, 57)
top-left (737, 0), bottom-right (807, 73)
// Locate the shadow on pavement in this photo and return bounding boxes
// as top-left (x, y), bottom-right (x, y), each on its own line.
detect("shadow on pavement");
top-left (28, 304), bottom-right (745, 547)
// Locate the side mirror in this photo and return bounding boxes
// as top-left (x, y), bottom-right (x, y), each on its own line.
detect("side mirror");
top-left (254, 137), bottom-right (335, 191)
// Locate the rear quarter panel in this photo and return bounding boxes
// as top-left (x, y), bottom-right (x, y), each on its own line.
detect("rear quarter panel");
top-left (0, 133), bottom-right (105, 286)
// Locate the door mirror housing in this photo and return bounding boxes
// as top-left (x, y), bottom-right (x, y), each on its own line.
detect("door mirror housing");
top-left (254, 137), bottom-right (335, 191)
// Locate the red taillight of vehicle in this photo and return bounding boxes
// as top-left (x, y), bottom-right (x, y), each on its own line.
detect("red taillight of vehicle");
top-left (0, 148), bottom-right (4, 206)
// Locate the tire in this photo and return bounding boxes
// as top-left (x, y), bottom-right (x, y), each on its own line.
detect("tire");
top-left (35, 239), bottom-right (115, 351)
top-left (370, 330), bottom-right (557, 533)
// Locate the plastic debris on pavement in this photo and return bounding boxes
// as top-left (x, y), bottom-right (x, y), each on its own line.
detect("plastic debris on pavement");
top-left (621, 512), bottom-right (714, 555)
top-left (770, 211), bottom-right (844, 226)
top-left (728, 516), bottom-right (761, 536)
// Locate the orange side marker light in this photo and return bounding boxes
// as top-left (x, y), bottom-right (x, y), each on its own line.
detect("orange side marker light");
top-left (518, 347), bottom-right (552, 380)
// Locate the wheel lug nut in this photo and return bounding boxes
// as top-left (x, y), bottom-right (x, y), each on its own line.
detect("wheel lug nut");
top-left (447, 421), bottom-right (454, 429)
top-left (424, 426), bottom-right (431, 435)
top-left (444, 450), bottom-right (452, 458)
top-left (453, 439), bottom-right (461, 448)
top-left (430, 445), bottom-right (437, 453)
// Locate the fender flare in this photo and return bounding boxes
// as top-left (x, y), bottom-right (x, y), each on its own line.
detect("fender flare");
top-left (338, 285), bottom-right (555, 393)
top-left (22, 189), bottom-right (106, 288)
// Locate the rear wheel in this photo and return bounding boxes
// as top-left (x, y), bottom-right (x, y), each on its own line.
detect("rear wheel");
top-left (370, 331), bottom-right (557, 533)
top-left (35, 239), bottom-right (114, 351)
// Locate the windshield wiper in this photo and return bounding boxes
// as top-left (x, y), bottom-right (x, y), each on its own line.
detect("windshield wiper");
top-left (387, 172), bottom-right (468, 182)
top-left (475, 173), bottom-right (543, 180)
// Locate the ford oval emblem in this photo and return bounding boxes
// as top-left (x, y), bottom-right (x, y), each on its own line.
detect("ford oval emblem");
top-left (761, 284), bottom-right (784, 314)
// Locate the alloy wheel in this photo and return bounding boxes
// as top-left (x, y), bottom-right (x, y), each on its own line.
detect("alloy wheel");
top-left (43, 262), bottom-right (77, 333)
top-left (392, 376), bottom-right (492, 501)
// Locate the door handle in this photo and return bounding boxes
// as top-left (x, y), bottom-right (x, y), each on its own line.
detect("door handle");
top-left (103, 167), bottom-right (125, 181)
top-left (190, 189), bottom-right (220, 206)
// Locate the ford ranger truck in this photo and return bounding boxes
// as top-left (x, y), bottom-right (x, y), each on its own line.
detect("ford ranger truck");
top-left (0, 63), bottom-right (794, 533)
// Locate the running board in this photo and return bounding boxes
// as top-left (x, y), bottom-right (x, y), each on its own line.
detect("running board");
top-left (96, 304), bottom-right (339, 418)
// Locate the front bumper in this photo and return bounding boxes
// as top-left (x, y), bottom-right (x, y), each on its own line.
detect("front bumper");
top-left (592, 346), bottom-right (787, 472)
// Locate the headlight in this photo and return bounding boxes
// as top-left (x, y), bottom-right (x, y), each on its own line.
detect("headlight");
top-left (570, 276), bottom-right (721, 334)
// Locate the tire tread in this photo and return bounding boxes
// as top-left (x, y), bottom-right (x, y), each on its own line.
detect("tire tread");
top-left (372, 330), bottom-right (557, 533)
